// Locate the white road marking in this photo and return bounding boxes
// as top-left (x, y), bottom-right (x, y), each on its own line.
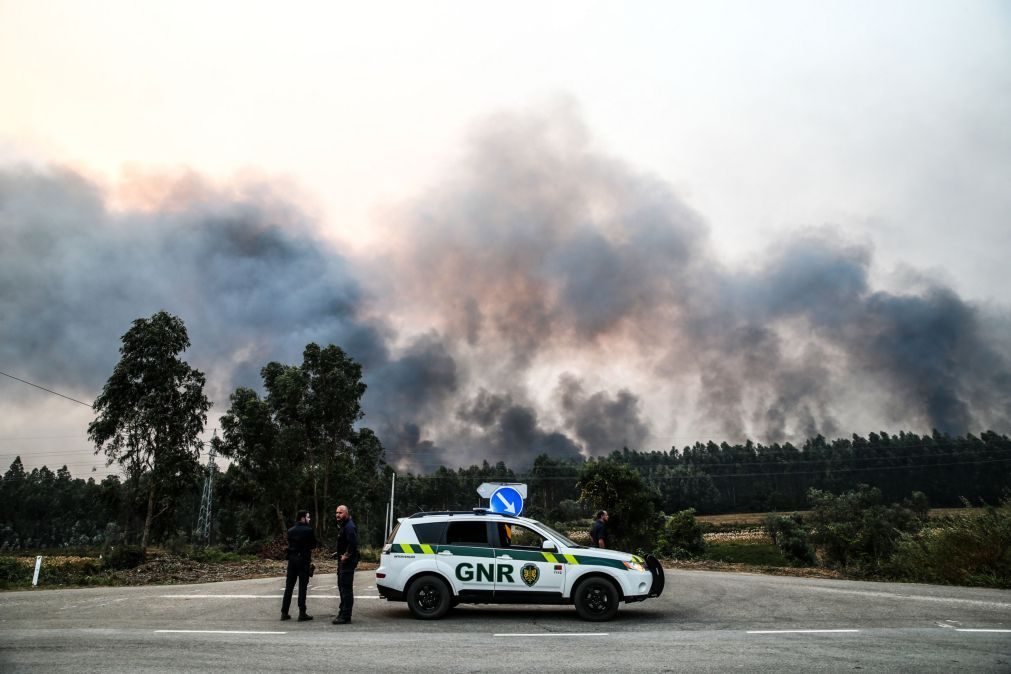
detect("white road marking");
top-left (155, 630), bottom-right (286, 635)
top-left (494, 633), bottom-right (608, 637)
top-left (747, 629), bottom-right (860, 634)
top-left (158, 594), bottom-right (380, 599)
top-left (955, 629), bottom-right (1011, 633)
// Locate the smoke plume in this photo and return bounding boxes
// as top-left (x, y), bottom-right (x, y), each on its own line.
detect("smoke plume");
top-left (2, 108), bottom-right (1009, 470)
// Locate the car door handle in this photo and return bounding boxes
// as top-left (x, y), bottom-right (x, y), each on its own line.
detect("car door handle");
top-left (438, 550), bottom-right (454, 556)
top-left (498, 555), bottom-right (513, 560)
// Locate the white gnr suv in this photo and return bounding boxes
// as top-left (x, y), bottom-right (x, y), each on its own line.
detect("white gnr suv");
top-left (375, 510), bottom-right (665, 621)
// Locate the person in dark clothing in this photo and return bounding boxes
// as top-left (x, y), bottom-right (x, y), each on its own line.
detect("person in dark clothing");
top-left (590, 510), bottom-right (609, 548)
top-left (281, 510), bottom-right (317, 621)
top-left (332, 504), bottom-right (359, 625)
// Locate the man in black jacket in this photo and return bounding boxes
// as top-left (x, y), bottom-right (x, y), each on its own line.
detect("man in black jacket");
top-left (332, 504), bottom-right (359, 625)
top-left (590, 510), bottom-right (609, 548)
top-left (281, 510), bottom-right (317, 621)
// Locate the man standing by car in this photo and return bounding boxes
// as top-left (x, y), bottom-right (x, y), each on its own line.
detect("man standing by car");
top-left (281, 510), bottom-right (316, 621)
top-left (590, 510), bottom-right (609, 548)
top-left (332, 504), bottom-right (359, 625)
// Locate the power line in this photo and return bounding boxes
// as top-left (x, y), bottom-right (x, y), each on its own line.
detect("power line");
top-left (0, 371), bottom-right (94, 408)
top-left (383, 438), bottom-right (1010, 466)
top-left (390, 456), bottom-right (1011, 480)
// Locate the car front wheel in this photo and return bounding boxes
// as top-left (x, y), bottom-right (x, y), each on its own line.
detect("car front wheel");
top-left (406, 574), bottom-right (452, 620)
top-left (573, 577), bottom-right (619, 621)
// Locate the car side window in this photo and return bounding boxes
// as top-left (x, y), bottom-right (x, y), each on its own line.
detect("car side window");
top-left (412, 522), bottom-right (447, 545)
top-left (445, 520), bottom-right (490, 546)
top-left (497, 523), bottom-right (545, 550)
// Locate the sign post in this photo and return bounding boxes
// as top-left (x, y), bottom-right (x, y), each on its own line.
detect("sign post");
top-left (32, 556), bottom-right (42, 587)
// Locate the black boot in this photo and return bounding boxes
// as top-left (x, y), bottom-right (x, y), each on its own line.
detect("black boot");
top-left (297, 613), bottom-right (313, 622)
top-left (331, 615), bottom-right (350, 624)
top-left (280, 614), bottom-right (291, 621)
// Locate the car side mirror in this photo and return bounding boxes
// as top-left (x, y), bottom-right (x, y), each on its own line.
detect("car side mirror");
top-left (541, 540), bottom-right (557, 551)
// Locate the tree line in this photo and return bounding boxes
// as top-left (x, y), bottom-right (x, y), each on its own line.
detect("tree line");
top-left (2, 310), bottom-right (1010, 555)
top-left (394, 431), bottom-right (1011, 524)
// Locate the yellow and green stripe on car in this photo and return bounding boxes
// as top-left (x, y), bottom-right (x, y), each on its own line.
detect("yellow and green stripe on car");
top-left (388, 544), bottom-right (628, 569)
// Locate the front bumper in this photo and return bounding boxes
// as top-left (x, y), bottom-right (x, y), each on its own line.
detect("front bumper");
top-left (645, 554), bottom-right (665, 598)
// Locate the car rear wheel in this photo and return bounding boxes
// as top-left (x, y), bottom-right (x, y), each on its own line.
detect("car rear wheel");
top-left (406, 574), bottom-right (452, 620)
top-left (573, 577), bottom-right (619, 621)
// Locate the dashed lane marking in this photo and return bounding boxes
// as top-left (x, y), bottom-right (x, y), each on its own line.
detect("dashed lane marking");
top-left (155, 630), bottom-right (286, 635)
top-left (747, 629), bottom-right (860, 634)
top-left (494, 633), bottom-right (608, 637)
top-left (955, 629), bottom-right (1011, 633)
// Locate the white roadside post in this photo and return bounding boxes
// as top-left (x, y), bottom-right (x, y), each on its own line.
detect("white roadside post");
top-left (32, 556), bottom-right (42, 587)
top-left (388, 472), bottom-right (396, 535)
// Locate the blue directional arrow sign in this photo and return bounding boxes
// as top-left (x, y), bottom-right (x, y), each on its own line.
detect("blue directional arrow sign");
top-left (489, 485), bottom-right (524, 516)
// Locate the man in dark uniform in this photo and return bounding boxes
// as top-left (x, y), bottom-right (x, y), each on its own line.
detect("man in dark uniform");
top-left (590, 510), bottom-right (609, 548)
top-left (281, 510), bottom-right (317, 621)
top-left (332, 503), bottom-right (359, 625)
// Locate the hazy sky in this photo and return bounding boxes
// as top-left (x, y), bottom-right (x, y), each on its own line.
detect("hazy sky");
top-left (2, 1), bottom-right (1010, 476)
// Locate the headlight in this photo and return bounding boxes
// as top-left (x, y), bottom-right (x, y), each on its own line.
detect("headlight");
top-left (623, 561), bottom-right (644, 572)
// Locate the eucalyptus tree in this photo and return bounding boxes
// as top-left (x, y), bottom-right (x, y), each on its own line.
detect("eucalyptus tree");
top-left (299, 343), bottom-right (366, 536)
top-left (219, 343), bottom-right (371, 538)
top-left (88, 311), bottom-right (210, 554)
top-left (217, 385), bottom-right (294, 536)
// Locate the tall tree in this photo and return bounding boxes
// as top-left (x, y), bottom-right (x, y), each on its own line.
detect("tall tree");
top-left (300, 343), bottom-right (366, 535)
top-left (577, 457), bottom-right (662, 551)
top-left (217, 386), bottom-right (293, 536)
top-left (88, 311), bottom-right (210, 555)
top-left (219, 343), bottom-right (371, 538)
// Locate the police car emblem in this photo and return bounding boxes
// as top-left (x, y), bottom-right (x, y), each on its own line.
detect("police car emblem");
top-left (520, 563), bottom-right (539, 587)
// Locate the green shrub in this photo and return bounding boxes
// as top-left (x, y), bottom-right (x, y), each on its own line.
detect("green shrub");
top-left (704, 542), bottom-right (788, 566)
top-left (807, 486), bottom-right (928, 575)
top-left (889, 500), bottom-right (1011, 588)
top-left (0, 556), bottom-right (32, 588)
top-left (103, 545), bottom-right (145, 570)
top-left (358, 545), bottom-right (380, 564)
top-left (39, 558), bottom-right (105, 585)
top-left (763, 514), bottom-right (816, 566)
top-left (655, 509), bottom-right (706, 559)
top-left (186, 546), bottom-right (246, 563)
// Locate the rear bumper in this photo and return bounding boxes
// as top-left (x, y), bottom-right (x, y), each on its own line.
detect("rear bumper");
top-left (377, 583), bottom-right (404, 601)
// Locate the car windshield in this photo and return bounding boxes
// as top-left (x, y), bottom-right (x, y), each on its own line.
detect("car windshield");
top-left (534, 522), bottom-right (585, 549)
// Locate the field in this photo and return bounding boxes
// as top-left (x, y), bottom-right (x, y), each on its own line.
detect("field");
top-left (696, 507), bottom-right (985, 527)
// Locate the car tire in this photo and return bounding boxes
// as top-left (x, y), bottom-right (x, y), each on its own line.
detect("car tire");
top-left (406, 574), bottom-right (452, 620)
top-left (573, 577), bottom-right (619, 622)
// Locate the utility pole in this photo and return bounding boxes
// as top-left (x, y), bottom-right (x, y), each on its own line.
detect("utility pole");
top-left (196, 432), bottom-right (218, 543)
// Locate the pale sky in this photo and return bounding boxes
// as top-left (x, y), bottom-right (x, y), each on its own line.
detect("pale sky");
top-left (2, 1), bottom-right (1010, 476)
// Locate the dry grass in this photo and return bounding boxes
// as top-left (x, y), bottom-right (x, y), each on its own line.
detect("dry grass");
top-left (696, 507), bottom-right (985, 527)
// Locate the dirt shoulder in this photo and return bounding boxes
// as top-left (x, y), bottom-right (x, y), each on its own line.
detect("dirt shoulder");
top-left (117, 556), bottom-right (379, 585)
top-left (664, 558), bottom-right (844, 579)
top-left (117, 555), bottom-right (836, 586)
top-left (7, 552), bottom-right (836, 589)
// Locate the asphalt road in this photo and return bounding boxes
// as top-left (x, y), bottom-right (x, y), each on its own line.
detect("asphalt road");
top-left (2, 569), bottom-right (1009, 672)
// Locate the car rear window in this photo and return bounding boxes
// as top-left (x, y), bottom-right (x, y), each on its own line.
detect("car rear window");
top-left (445, 520), bottom-right (489, 546)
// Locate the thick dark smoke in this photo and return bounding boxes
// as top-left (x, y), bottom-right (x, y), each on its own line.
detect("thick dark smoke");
top-left (2, 109), bottom-right (1010, 472)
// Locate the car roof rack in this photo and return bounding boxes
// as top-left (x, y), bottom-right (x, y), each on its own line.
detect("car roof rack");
top-left (407, 509), bottom-right (520, 519)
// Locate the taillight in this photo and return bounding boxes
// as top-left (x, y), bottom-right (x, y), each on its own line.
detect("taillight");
top-left (376, 572), bottom-right (386, 579)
